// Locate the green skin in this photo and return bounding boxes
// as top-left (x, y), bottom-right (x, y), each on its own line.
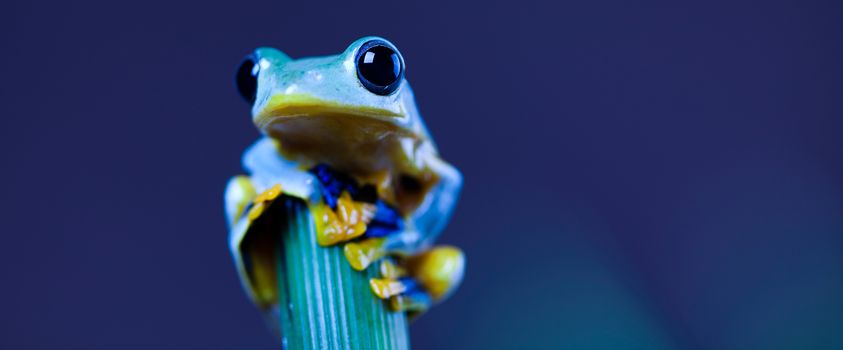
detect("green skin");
top-left (225, 37), bottom-right (462, 313)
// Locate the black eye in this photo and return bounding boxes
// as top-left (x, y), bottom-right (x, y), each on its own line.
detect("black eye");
top-left (355, 40), bottom-right (404, 95)
top-left (236, 56), bottom-right (259, 104)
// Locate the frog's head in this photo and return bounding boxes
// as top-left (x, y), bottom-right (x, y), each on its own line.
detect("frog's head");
top-left (235, 37), bottom-right (433, 175)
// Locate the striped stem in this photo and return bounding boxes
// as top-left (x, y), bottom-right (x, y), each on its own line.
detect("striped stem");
top-left (275, 198), bottom-right (410, 350)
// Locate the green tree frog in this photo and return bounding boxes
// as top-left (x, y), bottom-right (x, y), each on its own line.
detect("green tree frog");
top-left (225, 37), bottom-right (464, 318)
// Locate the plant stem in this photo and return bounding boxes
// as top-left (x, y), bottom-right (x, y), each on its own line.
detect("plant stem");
top-left (275, 198), bottom-right (410, 350)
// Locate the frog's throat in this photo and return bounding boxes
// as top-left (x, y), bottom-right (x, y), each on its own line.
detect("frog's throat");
top-left (253, 93), bottom-right (404, 130)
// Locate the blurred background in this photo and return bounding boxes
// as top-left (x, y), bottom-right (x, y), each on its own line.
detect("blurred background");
top-left (2, 0), bottom-right (842, 349)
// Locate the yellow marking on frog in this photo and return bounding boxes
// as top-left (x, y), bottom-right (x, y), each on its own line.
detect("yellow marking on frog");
top-left (255, 93), bottom-right (402, 129)
top-left (246, 184), bottom-right (283, 221)
top-left (369, 278), bottom-right (408, 299)
top-left (312, 191), bottom-right (376, 246)
top-left (343, 237), bottom-right (386, 271)
top-left (407, 246), bottom-right (465, 300)
top-left (379, 260), bottom-right (406, 279)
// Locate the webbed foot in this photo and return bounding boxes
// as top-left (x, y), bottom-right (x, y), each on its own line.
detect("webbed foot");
top-left (308, 164), bottom-right (464, 315)
top-left (309, 164), bottom-right (404, 249)
top-left (369, 246), bottom-right (465, 315)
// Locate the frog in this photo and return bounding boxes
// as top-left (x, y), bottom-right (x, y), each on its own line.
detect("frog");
top-left (224, 37), bottom-right (465, 321)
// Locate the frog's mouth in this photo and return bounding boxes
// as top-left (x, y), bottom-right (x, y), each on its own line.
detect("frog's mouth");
top-left (253, 93), bottom-right (419, 176)
top-left (254, 93), bottom-right (404, 128)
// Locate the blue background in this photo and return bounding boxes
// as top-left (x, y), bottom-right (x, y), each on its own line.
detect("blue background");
top-left (2, 0), bottom-right (842, 349)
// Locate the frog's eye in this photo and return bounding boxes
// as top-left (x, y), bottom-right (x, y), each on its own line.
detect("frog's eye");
top-left (236, 55), bottom-right (259, 104)
top-left (355, 40), bottom-right (404, 95)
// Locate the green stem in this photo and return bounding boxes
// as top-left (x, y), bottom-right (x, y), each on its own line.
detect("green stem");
top-left (275, 198), bottom-right (410, 350)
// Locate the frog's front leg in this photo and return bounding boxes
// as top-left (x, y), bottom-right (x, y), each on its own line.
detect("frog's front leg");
top-left (226, 139), bottom-right (324, 309)
top-left (341, 157), bottom-right (464, 314)
top-left (227, 137), bottom-right (323, 266)
top-left (407, 156), bottom-right (463, 252)
top-left (243, 137), bottom-right (321, 200)
top-left (340, 155), bottom-right (463, 268)
top-left (366, 155), bottom-right (464, 250)
top-left (226, 138), bottom-right (322, 229)
top-left (380, 158), bottom-right (464, 313)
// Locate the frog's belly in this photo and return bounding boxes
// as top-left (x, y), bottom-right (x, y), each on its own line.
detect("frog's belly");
top-left (264, 114), bottom-right (421, 177)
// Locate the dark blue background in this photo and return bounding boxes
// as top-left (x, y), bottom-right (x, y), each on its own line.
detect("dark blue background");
top-left (2, 0), bottom-right (842, 348)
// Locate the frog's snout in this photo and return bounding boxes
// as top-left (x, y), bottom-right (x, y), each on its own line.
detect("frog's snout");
top-left (255, 92), bottom-right (403, 126)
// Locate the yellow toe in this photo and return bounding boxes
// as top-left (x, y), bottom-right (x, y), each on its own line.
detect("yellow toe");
top-left (369, 278), bottom-right (407, 299)
top-left (344, 238), bottom-right (386, 271)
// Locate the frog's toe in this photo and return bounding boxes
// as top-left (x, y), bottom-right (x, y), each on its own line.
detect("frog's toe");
top-left (379, 259), bottom-right (407, 279)
top-left (389, 290), bottom-right (432, 313)
top-left (344, 238), bottom-right (387, 271)
top-left (246, 183), bottom-right (283, 221)
top-left (407, 245), bottom-right (465, 301)
top-left (312, 193), bottom-right (375, 246)
top-left (369, 277), bottom-right (416, 299)
top-left (342, 230), bottom-right (417, 271)
top-left (369, 276), bottom-right (431, 313)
